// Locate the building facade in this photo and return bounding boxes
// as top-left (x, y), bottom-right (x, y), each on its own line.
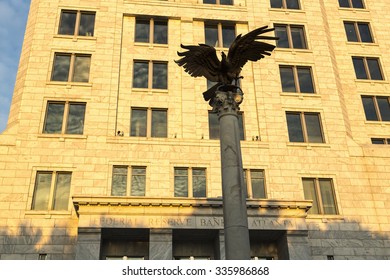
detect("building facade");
top-left (0, 0), bottom-right (389, 260)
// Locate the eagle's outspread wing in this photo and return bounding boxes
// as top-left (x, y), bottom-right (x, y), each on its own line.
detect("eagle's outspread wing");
top-left (175, 44), bottom-right (221, 82)
top-left (227, 26), bottom-right (277, 77)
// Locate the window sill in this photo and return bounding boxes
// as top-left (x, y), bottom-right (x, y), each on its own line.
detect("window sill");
top-left (131, 88), bottom-right (169, 94)
top-left (269, 8), bottom-right (305, 15)
top-left (134, 42), bottom-right (168, 49)
top-left (280, 92), bottom-right (319, 99)
top-left (24, 210), bottom-right (72, 218)
top-left (346, 41), bottom-right (379, 47)
top-left (287, 142), bottom-right (331, 149)
top-left (338, 7), bottom-right (369, 13)
top-left (364, 121), bottom-right (390, 126)
top-left (38, 134), bottom-right (88, 141)
top-left (275, 48), bottom-right (312, 54)
top-left (306, 214), bottom-right (344, 221)
top-left (354, 79), bottom-right (388, 85)
top-left (46, 81), bottom-right (93, 88)
top-left (53, 35), bottom-right (97, 42)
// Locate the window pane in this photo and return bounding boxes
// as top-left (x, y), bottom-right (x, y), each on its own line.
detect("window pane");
top-left (251, 170), bottom-right (265, 198)
top-left (135, 19), bottom-right (150, 43)
top-left (291, 26), bottom-right (306, 49)
top-left (58, 11), bottom-right (76, 35)
top-left (133, 62), bottom-right (149, 88)
top-left (208, 111), bottom-right (219, 139)
top-left (371, 138), bottom-right (385, 144)
top-left (302, 179), bottom-right (319, 214)
top-left (275, 26), bottom-right (289, 48)
top-left (297, 67), bottom-right (314, 93)
top-left (338, 0), bottom-right (350, 7)
top-left (154, 21), bottom-right (168, 44)
top-left (344, 22), bottom-right (358, 42)
top-left (220, 0), bottom-right (233, 5)
top-left (152, 62), bottom-right (167, 89)
top-left (131, 167), bottom-right (146, 196)
top-left (79, 13), bottom-right (95, 36)
top-left (204, 0), bottom-right (217, 3)
top-left (319, 179), bottom-right (337, 215)
top-left (43, 103), bottom-right (65, 134)
top-left (52, 54), bottom-right (71, 81)
top-left (238, 113), bottom-right (245, 140)
top-left (362, 96), bottom-right (379, 121)
top-left (270, 0), bottom-right (283, 8)
top-left (174, 168), bottom-right (188, 197)
top-left (222, 25), bottom-right (235, 48)
top-left (193, 168), bottom-right (206, 197)
top-left (131, 109), bottom-right (147, 136)
top-left (73, 55), bottom-right (91, 82)
top-left (367, 59), bottom-right (383, 80)
top-left (286, 113), bottom-right (304, 142)
top-left (305, 113), bottom-right (324, 143)
top-left (280, 66), bottom-right (297, 92)
top-left (357, 23), bottom-right (372, 43)
top-left (205, 24), bottom-right (218, 47)
top-left (286, 0), bottom-right (300, 9)
top-left (151, 109), bottom-right (167, 137)
top-left (52, 173), bottom-right (71, 210)
top-left (112, 166), bottom-right (127, 196)
top-left (352, 57), bottom-right (368, 79)
top-left (66, 103), bottom-right (86, 134)
top-left (352, 0), bottom-right (364, 8)
top-left (32, 172), bottom-right (52, 210)
top-left (377, 97), bottom-right (390, 121)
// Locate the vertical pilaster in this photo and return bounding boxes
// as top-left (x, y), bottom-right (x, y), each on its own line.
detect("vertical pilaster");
top-left (75, 228), bottom-right (101, 260)
top-left (149, 229), bottom-right (172, 260)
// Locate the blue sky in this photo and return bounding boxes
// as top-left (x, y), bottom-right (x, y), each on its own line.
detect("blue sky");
top-left (0, 0), bottom-right (30, 132)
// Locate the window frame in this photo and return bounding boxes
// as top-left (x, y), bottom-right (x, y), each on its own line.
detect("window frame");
top-left (132, 60), bottom-right (168, 90)
top-left (58, 10), bottom-right (96, 37)
top-left (302, 178), bottom-right (338, 215)
top-left (361, 95), bottom-right (390, 122)
top-left (244, 169), bottom-right (266, 199)
top-left (134, 17), bottom-right (168, 45)
top-left (352, 57), bottom-right (384, 80)
top-left (343, 21), bottom-right (373, 43)
top-left (130, 107), bottom-right (168, 138)
top-left (371, 138), bottom-right (390, 145)
top-left (31, 171), bottom-right (72, 211)
top-left (274, 24), bottom-right (308, 49)
top-left (279, 65), bottom-right (315, 93)
top-left (51, 53), bottom-right (91, 83)
top-left (270, 0), bottom-right (301, 9)
top-left (338, 0), bottom-right (365, 9)
top-left (42, 101), bottom-right (87, 135)
top-left (174, 167), bottom-right (207, 198)
top-left (204, 22), bottom-right (236, 49)
top-left (286, 111), bottom-right (325, 143)
top-left (203, 0), bottom-right (234, 5)
top-left (111, 165), bottom-right (147, 197)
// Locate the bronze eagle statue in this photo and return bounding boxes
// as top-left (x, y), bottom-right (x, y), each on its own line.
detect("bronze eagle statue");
top-left (175, 25), bottom-right (278, 103)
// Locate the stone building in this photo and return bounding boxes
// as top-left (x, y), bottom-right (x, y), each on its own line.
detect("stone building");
top-left (0, 0), bottom-right (389, 260)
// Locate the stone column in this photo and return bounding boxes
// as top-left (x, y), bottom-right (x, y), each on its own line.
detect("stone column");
top-left (214, 88), bottom-right (250, 260)
top-left (75, 228), bottom-right (101, 260)
top-left (149, 229), bottom-right (173, 260)
top-left (284, 230), bottom-right (312, 260)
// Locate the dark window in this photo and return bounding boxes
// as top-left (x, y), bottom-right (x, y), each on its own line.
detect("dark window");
top-left (135, 18), bottom-right (168, 44)
top-left (279, 65), bottom-right (315, 93)
top-left (151, 109), bottom-right (168, 138)
top-left (51, 53), bottom-right (91, 83)
top-left (244, 169), bottom-right (266, 198)
top-left (130, 108), bottom-right (168, 137)
top-left (130, 108), bottom-right (147, 137)
top-left (174, 167), bottom-right (207, 198)
top-left (32, 172), bottom-right (72, 211)
top-left (43, 102), bottom-right (86, 135)
top-left (362, 96), bottom-right (390, 121)
top-left (344, 22), bottom-right (373, 43)
top-left (205, 22), bottom-right (235, 48)
top-left (271, 0), bottom-right (300, 9)
top-left (133, 61), bottom-right (168, 89)
top-left (58, 10), bottom-right (95, 36)
top-left (286, 112), bottom-right (324, 143)
top-left (275, 24), bottom-right (307, 49)
top-left (338, 0), bottom-right (364, 8)
top-left (352, 57), bottom-right (383, 80)
top-left (204, 0), bottom-right (233, 5)
top-left (208, 111), bottom-right (245, 140)
top-left (303, 178), bottom-right (338, 215)
top-left (371, 138), bottom-right (390, 145)
top-left (111, 166), bottom-right (146, 196)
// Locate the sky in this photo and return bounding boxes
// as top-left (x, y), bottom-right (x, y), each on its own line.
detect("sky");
top-left (0, 0), bottom-right (30, 132)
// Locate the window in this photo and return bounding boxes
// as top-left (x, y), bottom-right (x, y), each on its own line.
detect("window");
top-left (244, 169), bottom-right (266, 198)
top-left (205, 22), bottom-right (235, 48)
top-left (344, 22), bottom-right (373, 43)
top-left (130, 108), bottom-right (168, 138)
top-left (270, 0), bottom-right (300, 9)
top-left (302, 178), bottom-right (338, 215)
top-left (58, 10), bottom-right (96, 36)
top-left (275, 24), bottom-right (307, 49)
top-left (352, 57), bottom-right (383, 80)
top-left (286, 112), bottom-right (325, 143)
top-left (32, 171), bottom-right (72, 211)
top-left (371, 138), bottom-right (390, 145)
top-left (362, 96), bottom-right (390, 122)
top-left (133, 61), bottom-right (167, 89)
top-left (203, 0), bottom-right (233, 5)
top-left (51, 53), bottom-right (91, 83)
top-left (43, 101), bottom-right (86, 135)
top-left (111, 166), bottom-right (146, 196)
top-left (338, 0), bottom-right (364, 9)
top-left (135, 18), bottom-right (168, 44)
top-left (279, 65), bottom-right (315, 93)
top-left (208, 111), bottom-right (245, 140)
top-left (174, 167), bottom-right (207, 198)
